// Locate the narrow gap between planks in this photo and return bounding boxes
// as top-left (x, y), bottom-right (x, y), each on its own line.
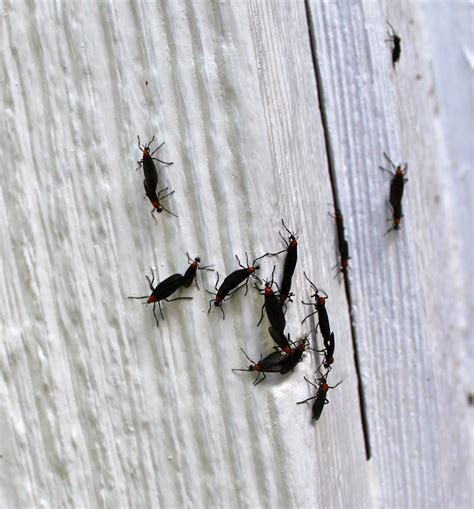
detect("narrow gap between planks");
top-left (303, 0), bottom-right (371, 461)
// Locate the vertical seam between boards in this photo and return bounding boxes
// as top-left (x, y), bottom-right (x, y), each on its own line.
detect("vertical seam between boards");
top-left (303, 0), bottom-right (371, 461)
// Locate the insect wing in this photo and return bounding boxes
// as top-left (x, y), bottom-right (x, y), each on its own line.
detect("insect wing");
top-left (318, 305), bottom-right (331, 344)
top-left (260, 351), bottom-right (285, 372)
top-left (154, 273), bottom-right (184, 300)
top-left (143, 186), bottom-right (158, 205)
top-left (340, 239), bottom-right (349, 261)
top-left (279, 349), bottom-right (304, 374)
top-left (312, 390), bottom-right (327, 421)
top-left (142, 157), bottom-right (158, 189)
top-left (282, 248), bottom-right (297, 282)
top-left (268, 327), bottom-right (291, 350)
top-left (389, 175), bottom-right (405, 209)
top-left (182, 264), bottom-right (197, 288)
top-left (218, 268), bottom-right (250, 297)
top-left (325, 332), bottom-right (335, 359)
top-left (265, 294), bottom-right (286, 332)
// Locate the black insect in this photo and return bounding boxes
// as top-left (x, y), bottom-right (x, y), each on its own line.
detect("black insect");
top-left (339, 239), bottom-right (350, 271)
top-left (279, 336), bottom-right (310, 374)
top-left (301, 273), bottom-right (332, 345)
top-left (145, 186), bottom-right (178, 220)
top-left (182, 253), bottom-right (213, 290)
top-left (297, 376), bottom-right (342, 421)
top-left (207, 254), bottom-right (261, 319)
top-left (255, 220), bottom-right (297, 304)
top-left (268, 326), bottom-right (293, 354)
top-left (128, 269), bottom-right (192, 326)
top-left (278, 221), bottom-right (298, 303)
top-left (255, 266), bottom-right (286, 332)
top-left (313, 330), bottom-right (336, 373)
top-left (379, 152), bottom-right (408, 232)
top-left (329, 206), bottom-right (350, 274)
top-left (136, 135), bottom-right (176, 219)
top-left (232, 348), bottom-right (285, 385)
top-left (323, 331), bottom-right (335, 368)
top-left (137, 135), bottom-right (173, 171)
top-left (386, 21), bottom-right (401, 67)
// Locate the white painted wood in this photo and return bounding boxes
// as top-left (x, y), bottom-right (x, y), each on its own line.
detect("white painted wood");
top-left (422, 0), bottom-right (474, 361)
top-left (1, 0), bottom-right (471, 508)
top-left (307, 0), bottom-right (473, 507)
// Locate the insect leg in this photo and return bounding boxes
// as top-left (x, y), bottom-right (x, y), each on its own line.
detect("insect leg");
top-left (302, 310), bottom-right (318, 324)
top-left (253, 371), bottom-right (266, 386)
top-left (383, 152), bottom-right (398, 170)
top-left (256, 303), bottom-right (266, 327)
top-left (278, 230), bottom-right (289, 246)
top-left (303, 272), bottom-right (318, 292)
top-left (158, 189), bottom-right (175, 200)
top-left (152, 303), bottom-right (160, 327)
top-left (161, 205), bottom-right (178, 218)
top-left (151, 157), bottom-right (173, 166)
top-left (281, 219), bottom-right (295, 237)
top-left (239, 349), bottom-right (254, 363)
top-left (304, 376), bottom-right (318, 389)
top-left (146, 272), bottom-right (155, 290)
top-left (379, 165), bottom-right (395, 176)
top-left (386, 20), bottom-right (396, 35)
top-left (149, 140), bottom-right (164, 153)
top-left (157, 301), bottom-right (165, 321)
top-left (243, 278), bottom-right (250, 296)
top-left (296, 395), bottom-right (318, 405)
top-left (235, 254), bottom-right (245, 269)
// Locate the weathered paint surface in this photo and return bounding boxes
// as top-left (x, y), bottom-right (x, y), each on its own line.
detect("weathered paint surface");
top-left (1, 1), bottom-right (471, 507)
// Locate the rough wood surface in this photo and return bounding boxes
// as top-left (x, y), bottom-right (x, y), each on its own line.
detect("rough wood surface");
top-left (307, 1), bottom-right (472, 507)
top-left (1, 1), bottom-right (471, 508)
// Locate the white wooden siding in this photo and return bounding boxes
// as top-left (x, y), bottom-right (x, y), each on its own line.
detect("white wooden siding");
top-left (1, 1), bottom-right (471, 508)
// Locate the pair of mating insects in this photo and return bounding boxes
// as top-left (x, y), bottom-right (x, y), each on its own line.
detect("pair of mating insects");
top-left (136, 135), bottom-right (177, 220)
top-left (380, 152), bottom-right (409, 233)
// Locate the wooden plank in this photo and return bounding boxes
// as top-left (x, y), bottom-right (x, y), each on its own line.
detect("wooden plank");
top-left (3, 0), bottom-right (470, 506)
top-left (307, 0), bottom-right (472, 507)
top-left (1, 1), bottom-right (369, 507)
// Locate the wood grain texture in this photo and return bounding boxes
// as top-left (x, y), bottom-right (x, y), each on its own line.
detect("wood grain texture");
top-left (1, 1), bottom-right (366, 507)
top-left (1, 0), bottom-right (471, 508)
top-left (307, 0), bottom-right (472, 507)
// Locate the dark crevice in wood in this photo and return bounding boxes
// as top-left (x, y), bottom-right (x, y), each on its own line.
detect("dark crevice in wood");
top-left (304, 0), bottom-right (372, 460)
